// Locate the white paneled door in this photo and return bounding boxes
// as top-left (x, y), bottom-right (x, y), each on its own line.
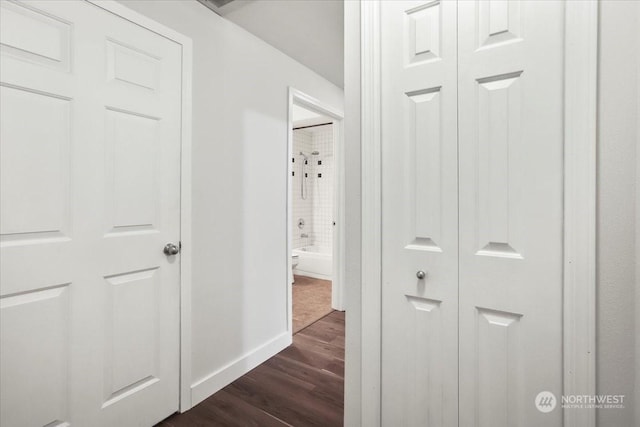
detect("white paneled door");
top-left (381, 1), bottom-right (566, 426)
top-left (457, 1), bottom-right (565, 425)
top-left (381, 1), bottom-right (459, 426)
top-left (0, 1), bottom-right (182, 426)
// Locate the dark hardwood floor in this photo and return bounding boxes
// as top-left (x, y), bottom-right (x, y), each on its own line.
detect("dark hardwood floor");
top-left (157, 311), bottom-right (345, 427)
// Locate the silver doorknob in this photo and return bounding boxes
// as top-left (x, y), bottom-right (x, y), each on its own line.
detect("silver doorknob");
top-left (416, 270), bottom-right (426, 280)
top-left (163, 242), bottom-right (180, 256)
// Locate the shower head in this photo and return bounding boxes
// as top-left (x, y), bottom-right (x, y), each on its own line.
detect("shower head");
top-left (299, 151), bottom-right (309, 160)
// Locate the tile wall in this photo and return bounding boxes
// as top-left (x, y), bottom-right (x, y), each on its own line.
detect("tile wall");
top-left (292, 129), bottom-right (313, 249)
top-left (309, 126), bottom-right (334, 253)
top-left (291, 124), bottom-right (333, 254)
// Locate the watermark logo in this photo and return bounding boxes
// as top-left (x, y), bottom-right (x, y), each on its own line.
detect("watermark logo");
top-left (535, 391), bottom-right (557, 413)
top-left (561, 394), bottom-right (625, 410)
top-left (535, 391), bottom-right (626, 412)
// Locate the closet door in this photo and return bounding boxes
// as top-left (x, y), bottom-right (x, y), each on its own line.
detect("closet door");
top-left (458, 1), bottom-right (566, 426)
top-left (380, 1), bottom-right (458, 426)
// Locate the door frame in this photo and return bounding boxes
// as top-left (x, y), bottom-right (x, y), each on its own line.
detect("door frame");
top-left (287, 87), bottom-right (346, 330)
top-left (356, 1), bottom-right (598, 426)
top-left (87, 0), bottom-right (193, 413)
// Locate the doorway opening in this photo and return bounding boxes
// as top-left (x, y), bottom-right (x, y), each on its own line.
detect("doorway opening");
top-left (291, 107), bottom-right (334, 331)
top-left (287, 88), bottom-right (345, 336)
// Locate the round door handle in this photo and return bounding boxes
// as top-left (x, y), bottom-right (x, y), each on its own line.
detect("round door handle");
top-left (416, 270), bottom-right (427, 280)
top-left (163, 242), bottom-right (180, 256)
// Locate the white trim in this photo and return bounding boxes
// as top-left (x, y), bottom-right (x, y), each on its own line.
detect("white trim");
top-left (287, 87), bottom-right (346, 322)
top-left (332, 118), bottom-right (346, 311)
top-left (359, 1), bottom-right (382, 425)
top-left (287, 89), bottom-right (295, 336)
top-left (343, 1), bottom-right (362, 424)
top-left (87, 0), bottom-right (194, 413)
top-left (358, 1), bottom-right (598, 425)
top-left (178, 40), bottom-right (194, 416)
top-left (189, 332), bottom-right (291, 407)
top-left (563, 2), bottom-right (598, 426)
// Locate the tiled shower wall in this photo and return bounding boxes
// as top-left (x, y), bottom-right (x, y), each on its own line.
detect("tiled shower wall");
top-left (292, 129), bottom-right (313, 249)
top-left (292, 124), bottom-right (334, 253)
top-left (310, 126), bottom-right (334, 253)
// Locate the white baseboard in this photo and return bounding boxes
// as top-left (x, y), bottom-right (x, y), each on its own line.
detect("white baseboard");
top-left (190, 331), bottom-right (292, 407)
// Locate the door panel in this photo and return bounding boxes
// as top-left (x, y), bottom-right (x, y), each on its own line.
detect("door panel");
top-left (103, 268), bottom-right (161, 408)
top-left (458, 1), bottom-right (565, 426)
top-left (0, 1), bottom-right (182, 426)
top-left (105, 108), bottom-right (161, 234)
top-left (0, 86), bottom-right (71, 240)
top-left (0, 1), bottom-right (72, 71)
top-left (0, 286), bottom-right (70, 427)
top-left (381, 1), bottom-right (458, 426)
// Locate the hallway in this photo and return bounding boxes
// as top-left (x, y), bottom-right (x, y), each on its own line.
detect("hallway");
top-left (157, 311), bottom-right (345, 426)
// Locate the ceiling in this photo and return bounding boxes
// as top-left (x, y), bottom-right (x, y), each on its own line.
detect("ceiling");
top-left (213, 0), bottom-right (344, 88)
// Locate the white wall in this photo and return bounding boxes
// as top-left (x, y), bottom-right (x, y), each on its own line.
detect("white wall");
top-left (118, 0), bottom-right (343, 407)
top-left (223, 0), bottom-right (344, 87)
top-left (597, 1), bottom-right (638, 425)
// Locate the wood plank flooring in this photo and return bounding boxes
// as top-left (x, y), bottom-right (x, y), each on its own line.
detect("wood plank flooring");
top-left (157, 311), bottom-right (345, 427)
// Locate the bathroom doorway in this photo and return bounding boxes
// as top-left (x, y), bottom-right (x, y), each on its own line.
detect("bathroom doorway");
top-left (287, 88), bottom-right (345, 335)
